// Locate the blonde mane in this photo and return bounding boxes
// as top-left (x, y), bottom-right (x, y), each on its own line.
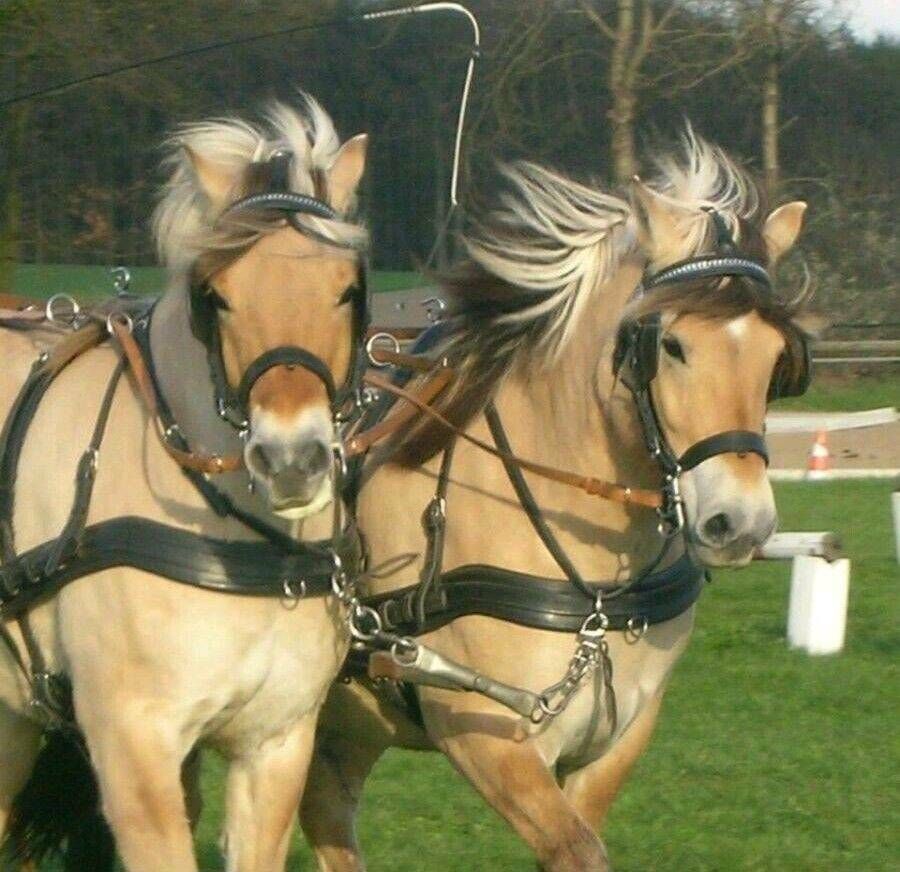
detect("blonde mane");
top-left (397, 128), bottom-right (771, 465)
top-left (152, 93), bottom-right (367, 280)
top-left (453, 127), bottom-right (763, 361)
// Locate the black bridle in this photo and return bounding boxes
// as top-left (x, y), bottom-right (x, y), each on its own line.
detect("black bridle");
top-left (189, 150), bottom-right (371, 434)
top-left (612, 210), bottom-right (811, 533)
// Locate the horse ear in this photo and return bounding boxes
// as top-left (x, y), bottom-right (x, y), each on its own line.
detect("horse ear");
top-left (630, 176), bottom-right (686, 269)
top-left (763, 201), bottom-right (807, 264)
top-left (184, 146), bottom-right (237, 211)
top-left (328, 134), bottom-right (368, 213)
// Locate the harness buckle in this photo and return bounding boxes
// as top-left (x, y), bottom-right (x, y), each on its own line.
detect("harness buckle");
top-left (657, 472), bottom-right (685, 536)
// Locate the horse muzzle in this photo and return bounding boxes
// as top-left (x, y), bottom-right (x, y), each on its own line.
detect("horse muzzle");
top-left (244, 414), bottom-right (336, 519)
top-left (681, 456), bottom-right (777, 567)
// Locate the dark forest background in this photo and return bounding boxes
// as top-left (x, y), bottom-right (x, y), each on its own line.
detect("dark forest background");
top-left (1, 0), bottom-right (897, 324)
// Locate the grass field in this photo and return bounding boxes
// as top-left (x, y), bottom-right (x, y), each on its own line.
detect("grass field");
top-left (177, 481), bottom-right (899, 872)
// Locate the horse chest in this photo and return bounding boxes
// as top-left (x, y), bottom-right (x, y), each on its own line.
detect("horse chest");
top-left (549, 610), bottom-right (695, 767)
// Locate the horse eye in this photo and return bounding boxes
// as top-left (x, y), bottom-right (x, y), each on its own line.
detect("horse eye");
top-left (208, 288), bottom-right (231, 312)
top-left (661, 335), bottom-right (685, 362)
top-left (337, 285), bottom-right (357, 306)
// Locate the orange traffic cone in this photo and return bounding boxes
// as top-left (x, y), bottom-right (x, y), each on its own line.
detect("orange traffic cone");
top-left (806, 430), bottom-right (831, 480)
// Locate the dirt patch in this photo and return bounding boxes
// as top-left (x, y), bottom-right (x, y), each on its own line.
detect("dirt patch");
top-left (768, 422), bottom-right (900, 469)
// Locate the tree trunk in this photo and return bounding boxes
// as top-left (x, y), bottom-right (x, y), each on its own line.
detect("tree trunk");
top-left (610, 90), bottom-right (638, 183)
top-left (608, 0), bottom-right (638, 183)
top-left (761, 0), bottom-right (780, 200)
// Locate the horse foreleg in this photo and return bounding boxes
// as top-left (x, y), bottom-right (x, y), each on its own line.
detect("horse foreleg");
top-left (0, 706), bottom-right (41, 842)
top-left (221, 716), bottom-right (317, 872)
top-left (427, 703), bottom-right (610, 871)
top-left (560, 690), bottom-right (665, 832)
top-left (299, 726), bottom-right (387, 872)
top-left (82, 710), bottom-right (197, 872)
top-left (182, 747), bottom-right (203, 832)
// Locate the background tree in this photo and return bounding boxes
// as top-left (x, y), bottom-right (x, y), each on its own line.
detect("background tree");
top-left (0, 0), bottom-right (896, 323)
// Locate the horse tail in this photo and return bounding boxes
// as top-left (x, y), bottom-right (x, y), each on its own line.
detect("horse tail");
top-left (3, 730), bottom-right (116, 870)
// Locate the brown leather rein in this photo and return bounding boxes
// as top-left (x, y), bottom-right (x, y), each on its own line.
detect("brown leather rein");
top-left (0, 294), bottom-right (663, 510)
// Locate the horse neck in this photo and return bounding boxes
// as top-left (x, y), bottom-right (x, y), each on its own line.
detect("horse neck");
top-left (487, 258), bottom-right (675, 577)
top-left (148, 285), bottom-right (335, 542)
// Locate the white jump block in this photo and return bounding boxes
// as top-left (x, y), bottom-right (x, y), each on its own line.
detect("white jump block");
top-left (787, 555), bottom-right (850, 655)
top-left (892, 492), bottom-right (900, 565)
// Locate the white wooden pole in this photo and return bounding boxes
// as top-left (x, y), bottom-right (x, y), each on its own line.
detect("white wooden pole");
top-left (787, 556), bottom-right (850, 655)
top-left (892, 492), bottom-right (900, 565)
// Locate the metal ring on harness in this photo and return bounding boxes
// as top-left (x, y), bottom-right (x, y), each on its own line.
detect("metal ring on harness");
top-left (390, 637), bottom-right (419, 665)
top-left (282, 578), bottom-right (308, 600)
top-left (106, 311), bottom-right (133, 336)
top-left (625, 615), bottom-right (649, 642)
top-left (366, 332), bottom-right (401, 368)
top-left (45, 294), bottom-right (80, 325)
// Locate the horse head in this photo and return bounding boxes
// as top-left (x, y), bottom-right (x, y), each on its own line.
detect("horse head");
top-left (623, 165), bottom-right (811, 566)
top-left (154, 96), bottom-right (369, 519)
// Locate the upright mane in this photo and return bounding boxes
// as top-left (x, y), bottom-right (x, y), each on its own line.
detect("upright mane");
top-left (152, 93), bottom-right (367, 281)
top-left (396, 129), bottom-right (780, 465)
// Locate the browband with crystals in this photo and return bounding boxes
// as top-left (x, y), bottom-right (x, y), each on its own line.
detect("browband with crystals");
top-left (225, 190), bottom-right (338, 221)
top-left (644, 255), bottom-right (772, 292)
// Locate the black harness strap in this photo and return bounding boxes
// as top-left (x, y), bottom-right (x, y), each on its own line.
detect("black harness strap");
top-left (484, 404), bottom-right (592, 598)
top-left (678, 429), bottom-right (769, 471)
top-left (369, 553), bottom-right (704, 636)
top-left (42, 358), bottom-right (126, 576)
top-left (1, 516), bottom-right (345, 617)
top-left (237, 345), bottom-right (337, 409)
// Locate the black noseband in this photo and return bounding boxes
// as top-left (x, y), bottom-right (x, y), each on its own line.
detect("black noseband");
top-left (237, 346), bottom-right (337, 411)
top-left (678, 430), bottom-right (769, 472)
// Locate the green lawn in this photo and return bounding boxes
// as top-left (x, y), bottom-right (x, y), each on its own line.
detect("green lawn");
top-left (185, 480), bottom-right (899, 871)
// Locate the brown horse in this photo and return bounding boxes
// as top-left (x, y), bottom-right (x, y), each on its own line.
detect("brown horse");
top-left (300, 132), bottom-right (812, 870)
top-left (0, 95), bottom-right (368, 871)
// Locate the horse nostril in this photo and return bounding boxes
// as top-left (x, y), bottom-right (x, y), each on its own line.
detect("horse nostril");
top-left (703, 512), bottom-right (732, 544)
top-left (295, 440), bottom-right (331, 477)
